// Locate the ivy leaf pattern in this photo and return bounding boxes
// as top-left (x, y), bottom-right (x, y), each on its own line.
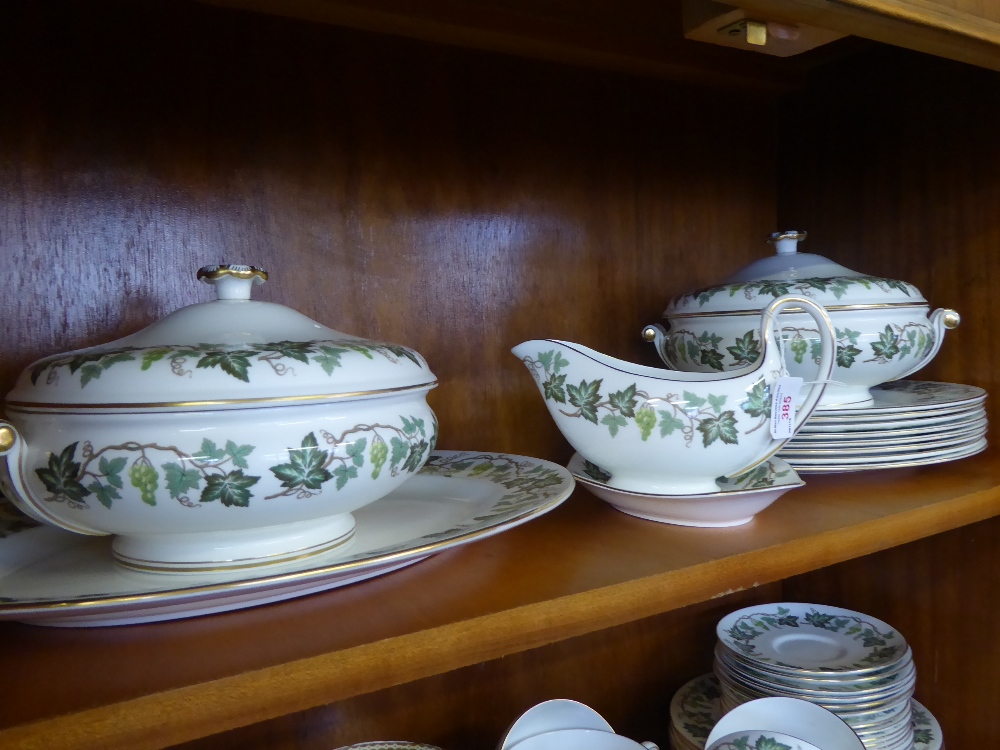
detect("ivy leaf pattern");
top-left (87, 481), bottom-right (121, 509)
top-left (141, 348), bottom-right (172, 370)
top-left (390, 437), bottom-right (409, 470)
top-left (608, 385), bottom-right (638, 418)
top-left (200, 470), bottom-right (260, 507)
top-left (707, 394), bottom-right (727, 414)
top-left (98, 456), bottom-right (127, 489)
top-left (346, 438), bottom-right (367, 467)
top-left (162, 462), bottom-right (202, 499)
top-left (836, 344), bottom-right (862, 368)
top-left (697, 411), bottom-right (739, 447)
top-left (700, 347), bottom-right (725, 371)
top-left (659, 411), bottom-right (685, 437)
top-left (198, 439), bottom-right (227, 463)
top-left (726, 330), bottom-right (761, 366)
top-left (270, 432), bottom-right (333, 491)
top-left (741, 380), bottom-right (770, 419)
top-left (35, 443), bottom-right (91, 504)
top-left (79, 364), bottom-right (103, 387)
top-left (224, 440), bottom-right (255, 469)
top-left (582, 460), bottom-right (612, 483)
top-left (543, 373), bottom-right (567, 403)
top-left (314, 345), bottom-right (349, 375)
top-left (870, 325), bottom-right (902, 361)
top-left (601, 413), bottom-right (628, 437)
top-left (567, 379), bottom-right (603, 424)
top-left (195, 349), bottom-right (257, 382)
top-left (255, 340), bottom-right (315, 363)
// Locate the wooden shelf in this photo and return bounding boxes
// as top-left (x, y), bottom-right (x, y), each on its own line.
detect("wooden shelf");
top-left (3, 451), bottom-right (999, 749)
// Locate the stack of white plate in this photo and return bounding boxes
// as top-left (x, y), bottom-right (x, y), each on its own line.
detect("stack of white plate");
top-left (714, 604), bottom-right (920, 750)
top-left (668, 673), bottom-right (943, 750)
top-left (778, 381), bottom-right (987, 473)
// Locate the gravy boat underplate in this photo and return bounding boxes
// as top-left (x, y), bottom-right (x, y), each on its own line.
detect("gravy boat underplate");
top-left (514, 296), bottom-right (834, 495)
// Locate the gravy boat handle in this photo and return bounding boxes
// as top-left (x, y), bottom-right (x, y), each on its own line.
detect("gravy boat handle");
top-left (726, 295), bottom-right (836, 478)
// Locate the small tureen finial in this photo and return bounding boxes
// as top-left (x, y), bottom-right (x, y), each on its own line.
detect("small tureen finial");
top-left (768, 230), bottom-right (807, 256)
top-left (197, 264), bottom-right (268, 300)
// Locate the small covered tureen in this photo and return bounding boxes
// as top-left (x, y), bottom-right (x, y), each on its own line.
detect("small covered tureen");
top-left (644, 231), bottom-right (959, 409)
top-left (0, 265), bottom-right (437, 571)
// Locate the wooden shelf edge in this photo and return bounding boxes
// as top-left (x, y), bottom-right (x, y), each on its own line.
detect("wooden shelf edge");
top-left (732, 0), bottom-right (1000, 71)
top-left (4, 474), bottom-right (1000, 750)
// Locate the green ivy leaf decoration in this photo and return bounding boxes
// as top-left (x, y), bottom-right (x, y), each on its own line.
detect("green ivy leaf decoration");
top-left (255, 340), bottom-right (316, 363)
top-left (682, 391), bottom-right (707, 410)
top-left (162, 462), bottom-right (202, 499)
top-left (543, 373), bottom-right (567, 403)
top-left (608, 384), bottom-right (638, 418)
top-left (583, 460), bottom-right (612, 483)
top-left (697, 410), bottom-right (739, 447)
top-left (35, 442), bottom-right (91, 504)
top-left (141, 348), bottom-right (173, 370)
top-left (224, 440), bottom-right (255, 469)
top-left (200, 470), bottom-right (260, 507)
top-left (87, 481), bottom-right (121, 509)
top-left (707, 394), bottom-right (727, 414)
top-left (659, 411), bottom-right (685, 437)
top-left (403, 440), bottom-right (429, 472)
top-left (270, 432), bottom-right (333, 491)
top-left (314, 345), bottom-right (349, 375)
top-left (567, 379), bottom-right (603, 424)
top-left (601, 413), bottom-right (628, 437)
top-left (333, 464), bottom-right (358, 490)
top-left (98, 456), bottom-right (127, 489)
top-left (79, 363), bottom-right (103, 387)
top-left (726, 330), bottom-right (761, 365)
top-left (195, 350), bottom-right (257, 382)
top-left (635, 407), bottom-right (657, 441)
top-left (870, 325), bottom-right (901, 360)
top-left (700, 347), bottom-right (725, 371)
top-left (804, 611), bottom-right (839, 630)
top-left (836, 344), bottom-right (863, 368)
top-left (756, 280), bottom-right (792, 298)
top-left (754, 737), bottom-right (793, 750)
top-left (389, 437), bottom-right (409, 470)
top-left (198, 439), bottom-right (227, 463)
top-left (346, 438), bottom-right (367, 467)
top-left (741, 380), bottom-right (770, 419)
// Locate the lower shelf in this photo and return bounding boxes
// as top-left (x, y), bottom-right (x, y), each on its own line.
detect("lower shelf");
top-left (2, 450), bottom-right (999, 749)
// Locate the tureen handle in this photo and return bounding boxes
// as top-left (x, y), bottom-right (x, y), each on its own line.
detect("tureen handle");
top-left (890, 308), bottom-right (960, 382)
top-left (0, 423), bottom-right (107, 536)
top-left (640, 324), bottom-right (680, 369)
top-left (197, 264), bottom-right (268, 300)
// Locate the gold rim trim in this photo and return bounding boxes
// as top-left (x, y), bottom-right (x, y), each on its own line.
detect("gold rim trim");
top-left (5, 380), bottom-right (439, 412)
top-left (197, 265), bottom-right (268, 282)
top-left (0, 468), bottom-right (573, 613)
top-left (114, 528), bottom-right (356, 573)
top-left (665, 302), bottom-right (928, 319)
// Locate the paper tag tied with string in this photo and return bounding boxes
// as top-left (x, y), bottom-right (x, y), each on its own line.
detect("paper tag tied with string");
top-left (770, 376), bottom-right (803, 439)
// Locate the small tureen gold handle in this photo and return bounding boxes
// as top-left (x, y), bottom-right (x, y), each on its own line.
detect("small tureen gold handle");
top-left (197, 264), bottom-right (268, 300)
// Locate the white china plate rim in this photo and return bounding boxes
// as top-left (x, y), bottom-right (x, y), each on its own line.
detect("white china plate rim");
top-left (783, 436), bottom-right (986, 467)
top-left (0, 450), bottom-right (575, 625)
top-left (778, 431), bottom-right (985, 456)
top-left (814, 381), bottom-right (985, 416)
top-left (788, 417), bottom-right (987, 446)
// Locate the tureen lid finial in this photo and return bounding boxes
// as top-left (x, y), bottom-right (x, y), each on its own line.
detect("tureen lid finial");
top-left (197, 264), bottom-right (268, 300)
top-left (767, 230), bottom-right (807, 255)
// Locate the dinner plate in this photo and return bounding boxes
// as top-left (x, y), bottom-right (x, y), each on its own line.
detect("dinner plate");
top-left (569, 454), bottom-right (802, 527)
top-left (814, 381), bottom-right (985, 416)
top-left (785, 437), bottom-right (986, 469)
top-left (779, 431), bottom-right (983, 457)
top-left (799, 407), bottom-right (985, 432)
top-left (0, 451), bottom-right (574, 626)
top-left (788, 417), bottom-right (987, 447)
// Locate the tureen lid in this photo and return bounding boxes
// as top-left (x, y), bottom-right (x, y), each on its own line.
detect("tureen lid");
top-left (7, 265), bottom-right (436, 410)
top-left (665, 231), bottom-right (927, 315)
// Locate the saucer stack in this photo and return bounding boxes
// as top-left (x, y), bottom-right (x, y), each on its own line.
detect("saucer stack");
top-left (778, 381), bottom-right (987, 473)
top-left (714, 604), bottom-right (920, 750)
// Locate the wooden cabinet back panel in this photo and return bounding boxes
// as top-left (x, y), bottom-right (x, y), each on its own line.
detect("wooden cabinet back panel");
top-left (1, 0), bottom-right (776, 464)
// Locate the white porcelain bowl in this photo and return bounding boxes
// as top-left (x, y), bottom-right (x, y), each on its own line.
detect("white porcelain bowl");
top-left (0, 265), bottom-right (438, 571)
top-left (707, 729), bottom-right (822, 750)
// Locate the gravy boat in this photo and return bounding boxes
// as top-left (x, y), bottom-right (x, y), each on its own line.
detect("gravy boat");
top-left (513, 296), bottom-right (834, 495)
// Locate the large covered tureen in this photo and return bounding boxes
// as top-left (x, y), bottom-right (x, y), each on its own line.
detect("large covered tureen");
top-left (0, 265), bottom-right (437, 571)
top-left (643, 232), bottom-right (959, 409)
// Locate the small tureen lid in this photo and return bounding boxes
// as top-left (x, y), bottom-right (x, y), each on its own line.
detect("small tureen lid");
top-left (7, 265), bottom-right (436, 410)
top-left (666, 231), bottom-right (927, 315)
